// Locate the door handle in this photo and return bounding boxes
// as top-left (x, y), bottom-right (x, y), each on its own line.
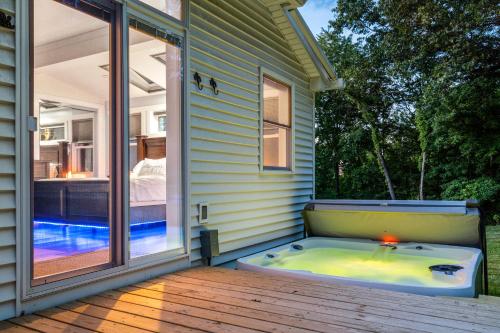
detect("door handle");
top-left (28, 116), bottom-right (38, 132)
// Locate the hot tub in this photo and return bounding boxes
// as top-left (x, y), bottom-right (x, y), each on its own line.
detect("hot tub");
top-left (237, 237), bottom-right (483, 297)
top-left (237, 200), bottom-right (486, 297)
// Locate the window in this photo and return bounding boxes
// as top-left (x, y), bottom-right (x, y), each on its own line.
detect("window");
top-left (155, 112), bottom-right (167, 131)
top-left (262, 75), bottom-right (292, 170)
top-left (40, 124), bottom-right (65, 142)
top-left (139, 0), bottom-right (183, 20)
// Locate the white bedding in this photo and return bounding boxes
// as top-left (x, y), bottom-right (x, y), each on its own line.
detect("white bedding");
top-left (130, 158), bottom-right (166, 205)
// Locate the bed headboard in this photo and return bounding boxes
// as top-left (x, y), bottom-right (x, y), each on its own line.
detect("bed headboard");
top-left (136, 135), bottom-right (166, 161)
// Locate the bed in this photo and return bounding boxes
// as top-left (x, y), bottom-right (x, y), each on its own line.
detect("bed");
top-left (130, 135), bottom-right (167, 223)
top-left (129, 159), bottom-right (166, 223)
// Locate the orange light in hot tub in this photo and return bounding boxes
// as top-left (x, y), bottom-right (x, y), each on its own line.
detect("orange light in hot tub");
top-left (381, 235), bottom-right (399, 244)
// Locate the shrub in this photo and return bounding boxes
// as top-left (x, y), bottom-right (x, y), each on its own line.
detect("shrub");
top-left (442, 177), bottom-right (500, 225)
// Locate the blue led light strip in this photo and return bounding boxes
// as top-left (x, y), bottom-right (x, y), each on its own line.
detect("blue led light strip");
top-left (33, 220), bottom-right (166, 229)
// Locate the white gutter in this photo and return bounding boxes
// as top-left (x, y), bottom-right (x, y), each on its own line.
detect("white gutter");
top-left (282, 6), bottom-right (345, 91)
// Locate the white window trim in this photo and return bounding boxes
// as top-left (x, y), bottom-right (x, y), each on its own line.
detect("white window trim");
top-left (259, 66), bottom-right (295, 173)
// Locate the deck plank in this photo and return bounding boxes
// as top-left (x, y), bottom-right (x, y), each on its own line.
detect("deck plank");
top-left (188, 267), bottom-right (500, 316)
top-left (58, 301), bottom-right (207, 333)
top-left (75, 296), bottom-right (261, 333)
top-left (171, 268), bottom-right (500, 329)
top-left (0, 321), bottom-right (39, 333)
top-left (139, 276), bottom-right (476, 333)
top-left (2, 267), bottom-right (500, 333)
top-left (99, 288), bottom-right (370, 333)
top-left (9, 314), bottom-right (96, 333)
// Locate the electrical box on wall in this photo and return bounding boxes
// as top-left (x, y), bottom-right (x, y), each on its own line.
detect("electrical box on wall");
top-left (200, 229), bottom-right (219, 259)
top-left (198, 202), bottom-right (209, 224)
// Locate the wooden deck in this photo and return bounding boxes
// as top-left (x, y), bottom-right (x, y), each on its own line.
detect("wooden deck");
top-left (2, 267), bottom-right (500, 333)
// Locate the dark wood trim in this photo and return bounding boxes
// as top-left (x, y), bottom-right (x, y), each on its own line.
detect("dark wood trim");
top-left (111, 3), bottom-right (124, 266)
top-left (136, 135), bottom-right (167, 161)
top-left (136, 135), bottom-right (147, 162)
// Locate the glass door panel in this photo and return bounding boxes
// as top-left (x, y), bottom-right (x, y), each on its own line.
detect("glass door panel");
top-left (128, 19), bottom-right (184, 258)
top-left (31, 0), bottom-right (114, 282)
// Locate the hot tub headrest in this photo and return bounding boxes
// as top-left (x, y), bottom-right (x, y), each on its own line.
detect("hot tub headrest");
top-left (302, 200), bottom-right (481, 247)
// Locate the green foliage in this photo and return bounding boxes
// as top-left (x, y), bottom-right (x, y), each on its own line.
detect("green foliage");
top-left (442, 178), bottom-right (500, 224)
top-left (315, 0), bottom-right (499, 224)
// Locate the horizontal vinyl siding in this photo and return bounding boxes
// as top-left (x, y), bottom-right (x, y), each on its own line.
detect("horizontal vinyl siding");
top-left (189, 0), bottom-right (314, 264)
top-left (0, 0), bottom-right (16, 321)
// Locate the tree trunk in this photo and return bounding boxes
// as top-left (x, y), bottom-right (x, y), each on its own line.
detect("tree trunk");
top-left (367, 118), bottom-right (396, 200)
top-left (375, 149), bottom-right (396, 200)
top-left (419, 151), bottom-right (426, 200)
top-left (335, 160), bottom-right (340, 196)
top-left (345, 94), bottom-right (397, 200)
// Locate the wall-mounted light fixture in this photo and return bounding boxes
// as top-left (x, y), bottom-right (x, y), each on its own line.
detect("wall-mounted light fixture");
top-left (209, 78), bottom-right (219, 95)
top-left (0, 12), bottom-right (14, 29)
top-left (193, 72), bottom-right (203, 90)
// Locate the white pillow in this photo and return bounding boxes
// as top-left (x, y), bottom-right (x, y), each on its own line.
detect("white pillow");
top-left (132, 160), bottom-right (145, 176)
top-left (138, 158), bottom-right (166, 177)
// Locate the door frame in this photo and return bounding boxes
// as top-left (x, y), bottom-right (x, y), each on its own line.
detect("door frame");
top-left (16, 0), bottom-right (191, 301)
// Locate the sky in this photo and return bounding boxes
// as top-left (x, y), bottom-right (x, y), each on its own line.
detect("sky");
top-left (298, 0), bottom-right (337, 37)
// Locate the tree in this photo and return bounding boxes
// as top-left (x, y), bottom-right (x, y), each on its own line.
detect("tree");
top-left (315, 0), bottom-right (499, 223)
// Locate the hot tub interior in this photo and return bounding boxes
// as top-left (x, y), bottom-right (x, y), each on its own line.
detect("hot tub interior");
top-left (239, 237), bottom-right (482, 291)
top-left (237, 200), bottom-right (486, 297)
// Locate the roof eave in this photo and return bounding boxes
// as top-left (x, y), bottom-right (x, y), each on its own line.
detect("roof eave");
top-left (282, 7), bottom-right (344, 91)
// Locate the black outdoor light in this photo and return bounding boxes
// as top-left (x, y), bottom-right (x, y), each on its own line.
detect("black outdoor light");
top-left (193, 72), bottom-right (203, 90)
top-left (209, 78), bottom-right (219, 95)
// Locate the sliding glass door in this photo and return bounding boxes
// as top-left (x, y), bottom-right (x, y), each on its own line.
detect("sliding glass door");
top-left (29, 0), bottom-right (185, 287)
top-left (31, 0), bottom-right (119, 284)
top-left (128, 19), bottom-right (184, 258)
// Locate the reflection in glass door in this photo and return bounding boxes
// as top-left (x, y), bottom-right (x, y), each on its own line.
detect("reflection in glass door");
top-left (31, 0), bottom-right (115, 283)
top-left (128, 19), bottom-right (184, 258)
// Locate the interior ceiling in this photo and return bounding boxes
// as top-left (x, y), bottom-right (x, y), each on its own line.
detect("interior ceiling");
top-left (34, 0), bottom-right (107, 47)
top-left (34, 0), bottom-right (170, 105)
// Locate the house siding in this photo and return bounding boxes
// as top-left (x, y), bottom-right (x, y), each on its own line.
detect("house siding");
top-left (0, 0), bottom-right (17, 321)
top-left (189, 0), bottom-right (315, 265)
top-left (0, 0), bottom-right (317, 319)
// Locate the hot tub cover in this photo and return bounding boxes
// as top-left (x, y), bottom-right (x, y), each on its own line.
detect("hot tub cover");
top-left (302, 200), bottom-right (481, 247)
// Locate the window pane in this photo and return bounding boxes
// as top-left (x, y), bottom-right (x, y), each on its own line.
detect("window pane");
top-left (72, 119), bottom-right (93, 142)
top-left (263, 122), bottom-right (290, 169)
top-left (40, 124), bottom-right (65, 141)
top-left (129, 22), bottom-right (184, 258)
top-left (139, 0), bottom-right (183, 20)
top-left (32, 0), bottom-right (111, 280)
top-left (263, 76), bottom-right (290, 126)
